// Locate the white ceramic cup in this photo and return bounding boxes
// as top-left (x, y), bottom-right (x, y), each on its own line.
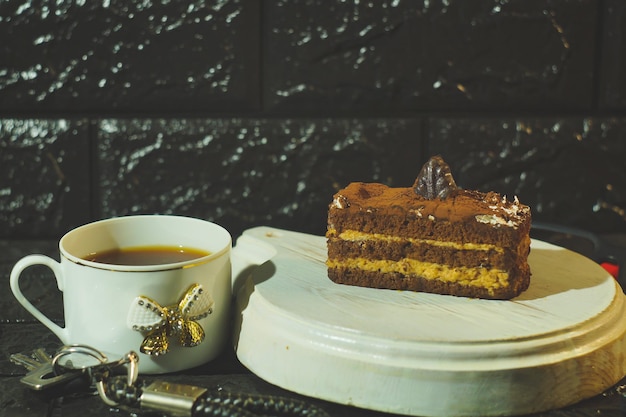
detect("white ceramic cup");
top-left (10, 215), bottom-right (234, 374)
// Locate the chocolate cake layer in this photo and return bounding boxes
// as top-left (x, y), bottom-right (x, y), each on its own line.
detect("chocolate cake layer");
top-left (327, 265), bottom-right (530, 300)
top-left (327, 234), bottom-right (528, 270)
top-left (328, 183), bottom-right (531, 247)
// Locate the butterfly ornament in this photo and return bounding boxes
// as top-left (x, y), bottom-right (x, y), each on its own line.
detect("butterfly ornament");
top-left (126, 283), bottom-right (214, 356)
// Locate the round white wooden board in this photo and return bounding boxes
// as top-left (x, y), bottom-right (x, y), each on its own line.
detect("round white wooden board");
top-left (233, 227), bottom-right (626, 417)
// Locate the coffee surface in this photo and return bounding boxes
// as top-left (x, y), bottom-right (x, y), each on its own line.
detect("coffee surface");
top-left (83, 245), bottom-right (210, 266)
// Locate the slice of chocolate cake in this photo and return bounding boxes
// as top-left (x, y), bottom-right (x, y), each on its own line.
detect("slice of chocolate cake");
top-left (326, 156), bottom-right (531, 300)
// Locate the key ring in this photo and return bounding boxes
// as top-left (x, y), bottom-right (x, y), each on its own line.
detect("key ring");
top-left (51, 344), bottom-right (108, 375)
top-left (51, 344), bottom-right (139, 407)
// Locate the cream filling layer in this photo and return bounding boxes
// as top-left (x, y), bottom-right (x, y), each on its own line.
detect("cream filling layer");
top-left (333, 229), bottom-right (503, 253)
top-left (327, 257), bottom-right (509, 291)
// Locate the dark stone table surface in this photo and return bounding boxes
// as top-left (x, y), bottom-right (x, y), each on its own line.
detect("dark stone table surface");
top-left (2, 238), bottom-right (626, 417)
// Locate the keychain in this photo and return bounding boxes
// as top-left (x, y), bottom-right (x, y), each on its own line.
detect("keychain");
top-left (11, 345), bottom-right (330, 417)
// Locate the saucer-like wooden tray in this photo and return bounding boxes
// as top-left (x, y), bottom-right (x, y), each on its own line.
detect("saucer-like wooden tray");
top-left (233, 227), bottom-right (626, 416)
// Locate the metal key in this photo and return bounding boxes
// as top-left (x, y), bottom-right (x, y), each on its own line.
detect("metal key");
top-left (10, 350), bottom-right (46, 371)
top-left (10, 347), bottom-right (82, 390)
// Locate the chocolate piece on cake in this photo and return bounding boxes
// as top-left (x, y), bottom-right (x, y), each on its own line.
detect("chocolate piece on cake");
top-left (326, 156), bottom-right (531, 300)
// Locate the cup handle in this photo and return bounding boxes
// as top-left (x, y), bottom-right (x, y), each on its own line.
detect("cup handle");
top-left (10, 254), bottom-right (68, 342)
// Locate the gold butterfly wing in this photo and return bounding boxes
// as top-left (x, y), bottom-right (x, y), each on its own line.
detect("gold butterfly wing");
top-left (179, 320), bottom-right (205, 347)
top-left (140, 327), bottom-right (169, 356)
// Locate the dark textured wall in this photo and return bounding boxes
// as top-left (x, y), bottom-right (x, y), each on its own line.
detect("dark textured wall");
top-left (1, 0), bottom-right (625, 240)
